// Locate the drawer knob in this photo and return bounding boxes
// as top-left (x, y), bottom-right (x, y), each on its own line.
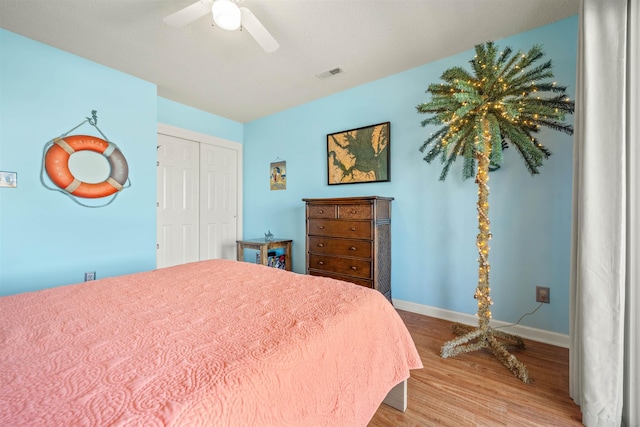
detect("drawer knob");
top-left (318, 225), bottom-right (325, 229)
top-left (318, 209), bottom-right (324, 214)
top-left (350, 227), bottom-right (356, 231)
top-left (351, 266), bottom-right (357, 270)
top-left (318, 243), bottom-right (324, 247)
top-left (350, 246), bottom-right (356, 251)
top-left (351, 210), bottom-right (357, 214)
top-left (318, 261), bottom-right (325, 265)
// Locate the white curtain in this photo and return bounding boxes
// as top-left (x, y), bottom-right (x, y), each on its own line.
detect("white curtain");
top-left (624, 1), bottom-right (639, 425)
top-left (570, 1), bottom-right (639, 426)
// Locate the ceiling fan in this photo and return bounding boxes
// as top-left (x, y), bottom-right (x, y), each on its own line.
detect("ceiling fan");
top-left (163, 0), bottom-right (279, 53)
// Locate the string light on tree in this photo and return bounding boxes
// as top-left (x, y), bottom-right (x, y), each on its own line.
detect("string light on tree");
top-left (416, 41), bottom-right (574, 383)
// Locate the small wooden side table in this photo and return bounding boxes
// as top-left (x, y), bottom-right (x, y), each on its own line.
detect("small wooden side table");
top-left (236, 238), bottom-right (292, 271)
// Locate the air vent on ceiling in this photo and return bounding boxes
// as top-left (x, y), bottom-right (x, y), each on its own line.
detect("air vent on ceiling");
top-left (316, 67), bottom-right (345, 80)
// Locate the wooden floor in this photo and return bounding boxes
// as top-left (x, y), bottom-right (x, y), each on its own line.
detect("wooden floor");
top-left (369, 310), bottom-right (583, 426)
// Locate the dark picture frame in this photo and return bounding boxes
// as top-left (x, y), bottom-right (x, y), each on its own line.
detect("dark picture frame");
top-left (327, 121), bottom-right (390, 185)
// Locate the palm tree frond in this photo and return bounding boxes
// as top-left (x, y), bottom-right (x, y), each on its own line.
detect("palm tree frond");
top-left (536, 119), bottom-right (575, 135)
top-left (487, 114), bottom-right (504, 168)
top-left (500, 123), bottom-right (549, 174)
top-left (422, 143), bottom-right (443, 163)
top-left (419, 126), bottom-right (449, 152)
top-left (442, 66), bottom-right (476, 84)
top-left (462, 144), bottom-right (476, 180)
top-left (496, 46), bottom-right (513, 68)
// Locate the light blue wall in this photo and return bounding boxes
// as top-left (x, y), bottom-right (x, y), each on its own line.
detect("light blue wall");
top-left (0, 29), bottom-right (158, 295)
top-left (158, 97), bottom-right (243, 143)
top-left (243, 16), bottom-right (578, 334)
top-left (0, 16), bottom-right (578, 335)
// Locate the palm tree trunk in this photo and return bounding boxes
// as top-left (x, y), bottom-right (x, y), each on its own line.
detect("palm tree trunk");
top-left (440, 119), bottom-right (530, 383)
top-left (475, 130), bottom-right (492, 332)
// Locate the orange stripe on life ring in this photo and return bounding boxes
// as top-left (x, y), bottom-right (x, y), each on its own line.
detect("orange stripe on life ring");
top-left (44, 135), bottom-right (129, 199)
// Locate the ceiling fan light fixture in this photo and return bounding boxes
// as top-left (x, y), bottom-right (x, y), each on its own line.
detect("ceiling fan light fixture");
top-left (212, 0), bottom-right (241, 31)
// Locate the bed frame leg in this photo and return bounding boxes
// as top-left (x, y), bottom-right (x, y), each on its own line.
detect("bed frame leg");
top-left (382, 379), bottom-right (407, 412)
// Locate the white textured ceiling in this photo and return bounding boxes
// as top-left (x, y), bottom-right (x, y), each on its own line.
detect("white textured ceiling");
top-left (0, 0), bottom-right (579, 123)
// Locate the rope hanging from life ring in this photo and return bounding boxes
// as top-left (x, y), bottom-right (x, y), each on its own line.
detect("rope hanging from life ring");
top-left (40, 111), bottom-right (131, 208)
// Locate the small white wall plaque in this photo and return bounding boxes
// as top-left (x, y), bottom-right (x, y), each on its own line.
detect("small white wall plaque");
top-left (0, 171), bottom-right (17, 188)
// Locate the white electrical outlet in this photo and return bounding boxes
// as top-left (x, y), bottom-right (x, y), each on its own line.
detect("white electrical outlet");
top-left (84, 272), bottom-right (96, 281)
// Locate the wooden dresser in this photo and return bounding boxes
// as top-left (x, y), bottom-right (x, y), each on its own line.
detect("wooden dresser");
top-left (303, 196), bottom-right (393, 303)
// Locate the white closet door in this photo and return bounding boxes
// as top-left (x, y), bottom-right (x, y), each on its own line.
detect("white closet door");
top-left (157, 134), bottom-right (200, 268)
top-left (157, 125), bottom-right (242, 269)
top-left (199, 143), bottom-right (238, 261)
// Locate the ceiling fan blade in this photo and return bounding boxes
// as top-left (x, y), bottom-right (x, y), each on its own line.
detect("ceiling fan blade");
top-left (163, 0), bottom-right (213, 28)
top-left (239, 7), bottom-right (279, 53)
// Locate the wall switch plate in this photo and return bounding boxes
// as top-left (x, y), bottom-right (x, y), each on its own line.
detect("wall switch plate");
top-left (536, 286), bottom-right (550, 303)
top-left (84, 272), bottom-right (96, 281)
top-left (0, 171), bottom-right (17, 188)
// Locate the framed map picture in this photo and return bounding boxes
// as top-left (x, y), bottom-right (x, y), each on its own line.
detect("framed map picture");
top-left (327, 122), bottom-right (390, 185)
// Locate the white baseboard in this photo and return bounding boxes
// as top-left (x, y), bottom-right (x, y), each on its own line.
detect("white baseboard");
top-left (393, 299), bottom-right (569, 348)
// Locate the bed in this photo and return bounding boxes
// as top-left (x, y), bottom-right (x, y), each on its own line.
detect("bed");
top-left (0, 259), bottom-right (422, 426)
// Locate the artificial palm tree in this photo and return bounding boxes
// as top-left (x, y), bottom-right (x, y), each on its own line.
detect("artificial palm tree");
top-left (416, 41), bottom-right (574, 382)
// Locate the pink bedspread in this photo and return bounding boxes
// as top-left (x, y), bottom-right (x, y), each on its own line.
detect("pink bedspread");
top-left (0, 259), bottom-right (421, 426)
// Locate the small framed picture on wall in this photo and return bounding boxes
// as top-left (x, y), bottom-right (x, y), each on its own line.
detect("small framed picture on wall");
top-left (270, 160), bottom-right (286, 190)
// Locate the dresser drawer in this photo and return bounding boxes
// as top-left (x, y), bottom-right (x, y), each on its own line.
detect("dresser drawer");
top-left (307, 236), bottom-right (372, 258)
top-left (308, 254), bottom-right (372, 279)
top-left (337, 204), bottom-right (372, 220)
top-left (309, 270), bottom-right (373, 289)
top-left (308, 219), bottom-right (372, 239)
top-left (307, 204), bottom-right (337, 219)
